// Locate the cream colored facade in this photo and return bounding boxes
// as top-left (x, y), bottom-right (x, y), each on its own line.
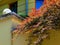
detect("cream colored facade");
top-left (42, 30), bottom-right (60, 45)
top-left (0, 14), bottom-right (29, 45)
top-left (0, 17), bottom-right (12, 45)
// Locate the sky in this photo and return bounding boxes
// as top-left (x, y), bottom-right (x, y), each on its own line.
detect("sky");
top-left (36, 0), bottom-right (44, 9)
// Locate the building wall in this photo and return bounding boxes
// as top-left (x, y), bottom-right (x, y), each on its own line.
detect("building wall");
top-left (42, 30), bottom-right (60, 45)
top-left (0, 19), bottom-right (12, 45)
top-left (13, 33), bottom-right (29, 45)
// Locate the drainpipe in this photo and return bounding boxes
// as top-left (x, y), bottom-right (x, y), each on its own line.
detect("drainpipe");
top-left (26, 0), bottom-right (28, 15)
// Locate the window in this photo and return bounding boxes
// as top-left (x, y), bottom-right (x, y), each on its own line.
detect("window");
top-left (9, 1), bottom-right (17, 13)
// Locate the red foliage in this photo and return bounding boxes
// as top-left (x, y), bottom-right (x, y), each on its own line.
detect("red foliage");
top-left (17, 0), bottom-right (60, 32)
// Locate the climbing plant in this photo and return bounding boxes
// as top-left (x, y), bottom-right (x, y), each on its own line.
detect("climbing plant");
top-left (12, 0), bottom-right (60, 45)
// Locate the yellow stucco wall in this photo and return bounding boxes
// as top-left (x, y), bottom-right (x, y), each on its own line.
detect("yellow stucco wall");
top-left (42, 30), bottom-right (60, 45)
top-left (0, 19), bottom-right (12, 45)
top-left (13, 33), bottom-right (29, 45)
top-left (0, 15), bottom-right (29, 45)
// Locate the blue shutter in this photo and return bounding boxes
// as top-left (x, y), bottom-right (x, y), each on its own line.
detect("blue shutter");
top-left (36, 0), bottom-right (44, 9)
